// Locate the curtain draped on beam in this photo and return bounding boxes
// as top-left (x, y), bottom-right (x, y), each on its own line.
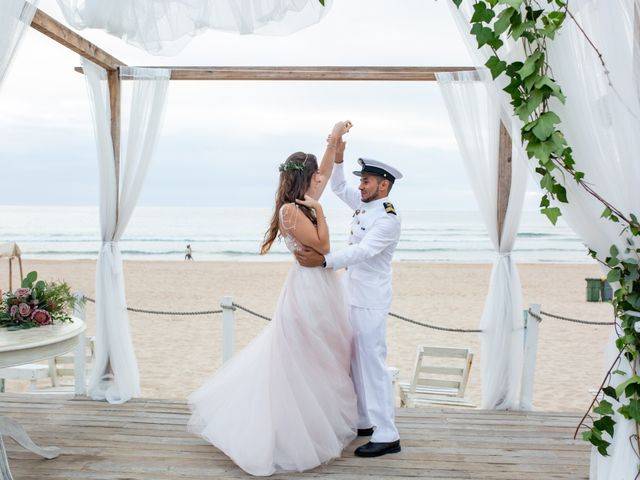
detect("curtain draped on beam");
top-left (82, 59), bottom-right (170, 404)
top-left (56, 0), bottom-right (332, 55)
top-left (436, 70), bottom-right (528, 410)
top-left (450, 0), bottom-right (640, 475)
top-left (0, 0), bottom-right (38, 88)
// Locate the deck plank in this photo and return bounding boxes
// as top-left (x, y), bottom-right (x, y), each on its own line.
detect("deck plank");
top-left (0, 394), bottom-right (590, 479)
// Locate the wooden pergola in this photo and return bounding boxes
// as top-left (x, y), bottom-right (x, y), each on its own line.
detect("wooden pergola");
top-left (29, 7), bottom-right (515, 238)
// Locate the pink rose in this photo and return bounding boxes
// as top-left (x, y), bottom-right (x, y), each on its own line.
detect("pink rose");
top-left (18, 303), bottom-right (31, 317)
top-left (14, 288), bottom-right (31, 300)
top-left (31, 309), bottom-right (51, 326)
top-left (9, 305), bottom-right (18, 317)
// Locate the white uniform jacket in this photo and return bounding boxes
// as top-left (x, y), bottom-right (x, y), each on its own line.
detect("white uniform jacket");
top-left (324, 163), bottom-right (401, 310)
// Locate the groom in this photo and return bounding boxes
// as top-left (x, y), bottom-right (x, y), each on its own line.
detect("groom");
top-left (296, 138), bottom-right (402, 458)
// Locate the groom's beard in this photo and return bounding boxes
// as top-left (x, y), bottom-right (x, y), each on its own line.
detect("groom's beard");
top-left (361, 186), bottom-right (384, 203)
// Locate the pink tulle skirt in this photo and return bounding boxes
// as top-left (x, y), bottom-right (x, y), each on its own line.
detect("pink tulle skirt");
top-left (188, 264), bottom-right (357, 476)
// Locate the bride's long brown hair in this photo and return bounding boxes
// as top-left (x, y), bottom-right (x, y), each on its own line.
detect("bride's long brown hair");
top-left (260, 152), bottom-right (318, 255)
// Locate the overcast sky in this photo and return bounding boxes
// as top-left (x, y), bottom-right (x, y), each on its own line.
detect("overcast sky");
top-left (0, 0), bottom-right (542, 211)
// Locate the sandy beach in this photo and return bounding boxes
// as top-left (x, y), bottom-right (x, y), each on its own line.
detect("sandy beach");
top-left (1, 260), bottom-right (614, 412)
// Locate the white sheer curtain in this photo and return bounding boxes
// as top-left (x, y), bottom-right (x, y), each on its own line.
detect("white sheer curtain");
top-left (0, 0), bottom-right (38, 88)
top-left (82, 59), bottom-right (170, 404)
top-left (449, 0), bottom-right (640, 474)
top-left (545, 1), bottom-right (640, 478)
top-left (437, 70), bottom-right (528, 410)
top-left (56, 0), bottom-right (332, 55)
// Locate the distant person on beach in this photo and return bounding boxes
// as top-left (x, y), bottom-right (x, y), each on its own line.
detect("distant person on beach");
top-left (188, 120), bottom-right (356, 476)
top-left (295, 147), bottom-right (403, 458)
top-left (185, 244), bottom-right (193, 261)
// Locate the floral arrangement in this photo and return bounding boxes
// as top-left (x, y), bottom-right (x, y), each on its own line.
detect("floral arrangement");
top-left (0, 271), bottom-right (79, 330)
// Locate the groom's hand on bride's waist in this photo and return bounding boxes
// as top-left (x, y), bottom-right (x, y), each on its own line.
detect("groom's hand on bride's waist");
top-left (295, 246), bottom-right (325, 268)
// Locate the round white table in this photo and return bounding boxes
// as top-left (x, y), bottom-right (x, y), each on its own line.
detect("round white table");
top-left (0, 317), bottom-right (86, 480)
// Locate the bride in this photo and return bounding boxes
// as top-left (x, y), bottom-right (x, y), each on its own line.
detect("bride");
top-left (188, 121), bottom-right (357, 476)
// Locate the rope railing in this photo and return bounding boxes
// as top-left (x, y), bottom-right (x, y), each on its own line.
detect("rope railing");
top-left (528, 308), bottom-right (615, 326)
top-left (82, 296), bottom-right (613, 329)
top-left (83, 296), bottom-right (222, 316)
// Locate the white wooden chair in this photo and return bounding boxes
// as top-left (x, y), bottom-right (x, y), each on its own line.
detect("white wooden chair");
top-left (0, 337), bottom-right (94, 393)
top-left (399, 345), bottom-right (475, 408)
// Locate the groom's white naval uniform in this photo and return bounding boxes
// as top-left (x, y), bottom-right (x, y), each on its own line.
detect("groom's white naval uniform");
top-left (323, 158), bottom-right (401, 445)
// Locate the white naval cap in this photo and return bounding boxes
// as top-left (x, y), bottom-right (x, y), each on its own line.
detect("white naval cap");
top-left (353, 158), bottom-right (403, 183)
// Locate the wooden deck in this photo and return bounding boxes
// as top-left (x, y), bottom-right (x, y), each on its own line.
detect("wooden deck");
top-left (1, 394), bottom-right (590, 479)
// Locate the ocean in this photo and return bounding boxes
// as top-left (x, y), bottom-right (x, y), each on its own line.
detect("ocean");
top-left (0, 205), bottom-right (592, 263)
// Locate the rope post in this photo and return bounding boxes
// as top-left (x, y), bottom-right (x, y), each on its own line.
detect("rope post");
top-left (221, 296), bottom-right (235, 364)
top-left (72, 292), bottom-right (87, 396)
top-left (520, 303), bottom-right (541, 410)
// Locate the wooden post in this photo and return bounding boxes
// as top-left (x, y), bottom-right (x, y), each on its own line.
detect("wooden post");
top-left (497, 121), bottom-right (513, 244)
top-left (221, 296), bottom-right (235, 363)
top-left (17, 256), bottom-right (23, 284)
top-left (107, 68), bottom-right (121, 224)
top-left (8, 259), bottom-right (12, 292)
top-left (520, 304), bottom-right (540, 410)
top-left (72, 292), bottom-right (87, 396)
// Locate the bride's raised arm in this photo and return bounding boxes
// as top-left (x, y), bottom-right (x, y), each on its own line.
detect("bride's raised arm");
top-left (311, 120), bottom-right (352, 200)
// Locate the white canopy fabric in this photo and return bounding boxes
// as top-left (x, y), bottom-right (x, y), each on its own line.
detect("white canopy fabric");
top-left (0, 242), bottom-right (21, 259)
top-left (450, 0), bottom-right (640, 475)
top-left (56, 0), bottom-right (333, 55)
top-left (82, 59), bottom-right (170, 404)
top-left (0, 0), bottom-right (38, 89)
top-left (437, 69), bottom-right (528, 410)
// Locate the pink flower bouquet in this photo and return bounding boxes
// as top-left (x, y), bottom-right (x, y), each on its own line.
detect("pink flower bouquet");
top-left (0, 271), bottom-right (79, 330)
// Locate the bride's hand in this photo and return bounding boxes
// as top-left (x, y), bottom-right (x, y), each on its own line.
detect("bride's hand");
top-left (295, 195), bottom-right (321, 210)
top-left (330, 120), bottom-right (352, 139)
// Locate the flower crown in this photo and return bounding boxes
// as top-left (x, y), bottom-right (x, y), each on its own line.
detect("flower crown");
top-left (279, 154), bottom-right (308, 173)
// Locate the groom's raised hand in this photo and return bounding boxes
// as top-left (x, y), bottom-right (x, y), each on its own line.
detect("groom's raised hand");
top-left (295, 246), bottom-right (326, 268)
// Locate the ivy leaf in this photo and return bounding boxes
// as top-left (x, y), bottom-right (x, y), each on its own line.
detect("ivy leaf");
top-left (532, 111), bottom-right (561, 141)
top-left (618, 399), bottom-right (640, 422)
top-left (526, 138), bottom-right (555, 163)
top-left (471, 2), bottom-right (496, 23)
top-left (512, 20), bottom-right (535, 40)
top-left (485, 56), bottom-right (508, 79)
top-left (607, 268), bottom-right (621, 283)
top-left (610, 245), bottom-right (619, 257)
top-left (593, 399), bottom-right (614, 416)
top-left (594, 416), bottom-right (616, 437)
top-left (541, 207), bottom-right (561, 225)
top-left (517, 51), bottom-right (544, 80)
top-left (494, 7), bottom-right (515, 35)
top-left (470, 23), bottom-right (496, 48)
top-left (452, 0), bottom-right (463, 7)
top-left (535, 75), bottom-right (566, 103)
top-left (614, 375), bottom-right (640, 398)
top-left (318, 0), bottom-right (325, 5)
top-left (515, 90), bottom-right (543, 121)
top-left (602, 386), bottom-right (619, 401)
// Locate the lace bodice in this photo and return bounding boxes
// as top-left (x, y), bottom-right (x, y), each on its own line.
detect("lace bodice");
top-left (279, 203), bottom-right (301, 254)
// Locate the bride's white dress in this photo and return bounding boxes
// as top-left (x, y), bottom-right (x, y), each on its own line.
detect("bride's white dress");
top-left (188, 210), bottom-right (357, 476)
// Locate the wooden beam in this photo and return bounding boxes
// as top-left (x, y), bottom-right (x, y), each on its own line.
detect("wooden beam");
top-left (76, 66), bottom-right (476, 81)
top-left (497, 121), bottom-right (512, 245)
top-left (107, 69), bottom-right (121, 223)
top-left (168, 66), bottom-right (476, 81)
top-left (30, 8), bottom-right (125, 70)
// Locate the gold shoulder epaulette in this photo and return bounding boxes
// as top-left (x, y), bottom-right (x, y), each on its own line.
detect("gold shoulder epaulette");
top-left (383, 202), bottom-right (396, 215)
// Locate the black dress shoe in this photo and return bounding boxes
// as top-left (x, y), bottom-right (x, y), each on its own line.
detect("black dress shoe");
top-left (354, 440), bottom-right (401, 457)
top-left (357, 427), bottom-right (374, 437)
